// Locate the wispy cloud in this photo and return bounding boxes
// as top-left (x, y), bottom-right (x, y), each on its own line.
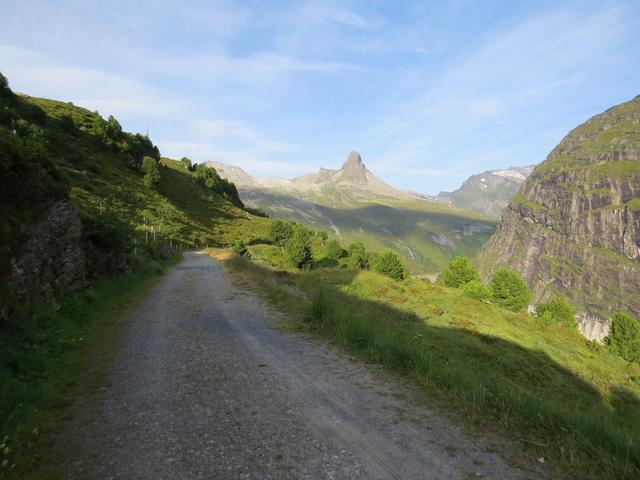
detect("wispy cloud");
top-left (1, 1), bottom-right (637, 194)
top-left (0, 45), bottom-right (186, 119)
top-left (191, 118), bottom-right (294, 153)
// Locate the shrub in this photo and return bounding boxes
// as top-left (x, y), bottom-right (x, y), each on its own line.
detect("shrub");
top-left (269, 220), bottom-right (294, 246)
top-left (606, 311), bottom-right (640, 363)
top-left (142, 156), bottom-right (161, 188)
top-left (438, 256), bottom-right (479, 288)
top-left (284, 229), bottom-right (312, 270)
top-left (536, 296), bottom-right (576, 328)
top-left (0, 71), bottom-right (10, 97)
top-left (373, 251), bottom-right (405, 281)
top-left (347, 242), bottom-right (370, 269)
top-left (489, 268), bottom-right (531, 312)
top-left (325, 239), bottom-right (346, 260)
top-left (180, 156), bottom-right (192, 171)
top-left (232, 239), bottom-right (248, 256)
top-left (461, 280), bottom-right (491, 300)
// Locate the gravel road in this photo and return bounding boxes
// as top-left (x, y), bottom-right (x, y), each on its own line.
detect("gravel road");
top-left (67, 252), bottom-right (541, 479)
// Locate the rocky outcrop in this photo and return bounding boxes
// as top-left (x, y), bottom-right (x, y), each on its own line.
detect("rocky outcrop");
top-left (477, 96), bottom-right (640, 334)
top-left (8, 199), bottom-right (86, 304)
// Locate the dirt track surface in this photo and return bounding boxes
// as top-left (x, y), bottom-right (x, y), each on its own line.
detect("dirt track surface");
top-left (67, 252), bottom-right (541, 479)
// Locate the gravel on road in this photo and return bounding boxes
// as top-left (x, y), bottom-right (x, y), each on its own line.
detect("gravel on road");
top-left (66, 252), bottom-right (542, 479)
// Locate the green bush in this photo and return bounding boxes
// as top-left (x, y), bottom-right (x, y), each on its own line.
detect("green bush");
top-left (269, 220), bottom-right (294, 246)
top-left (461, 280), bottom-right (491, 300)
top-left (490, 268), bottom-right (531, 312)
top-left (606, 311), bottom-right (640, 363)
top-left (142, 156), bottom-right (161, 188)
top-left (0, 71), bottom-right (8, 92)
top-left (372, 251), bottom-right (405, 281)
top-left (438, 256), bottom-right (479, 288)
top-left (284, 229), bottom-right (313, 270)
top-left (232, 239), bottom-right (248, 256)
top-left (346, 242), bottom-right (370, 270)
top-left (316, 231), bottom-right (329, 243)
top-left (536, 296), bottom-right (576, 328)
top-left (180, 156), bottom-right (192, 170)
top-left (325, 239), bottom-right (346, 260)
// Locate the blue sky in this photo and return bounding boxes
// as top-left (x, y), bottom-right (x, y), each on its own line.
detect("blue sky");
top-left (1, 1), bottom-right (639, 193)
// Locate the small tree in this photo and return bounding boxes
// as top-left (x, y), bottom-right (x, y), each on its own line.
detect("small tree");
top-left (285, 229), bottom-right (313, 270)
top-left (142, 156), bottom-right (161, 188)
top-left (180, 156), bottom-right (192, 171)
top-left (325, 239), bottom-right (345, 260)
top-left (490, 268), bottom-right (531, 312)
top-left (373, 251), bottom-right (405, 281)
top-left (606, 311), bottom-right (640, 363)
top-left (536, 296), bottom-right (576, 328)
top-left (438, 256), bottom-right (479, 288)
top-left (232, 239), bottom-right (248, 256)
top-left (461, 280), bottom-right (492, 300)
top-left (0, 71), bottom-right (9, 97)
top-left (347, 242), bottom-right (370, 269)
top-left (103, 115), bottom-right (122, 144)
top-left (269, 220), bottom-right (294, 247)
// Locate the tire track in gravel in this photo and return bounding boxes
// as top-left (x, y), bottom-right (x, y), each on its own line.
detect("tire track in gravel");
top-left (66, 252), bottom-right (544, 480)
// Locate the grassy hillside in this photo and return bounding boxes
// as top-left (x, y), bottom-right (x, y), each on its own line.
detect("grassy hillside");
top-left (214, 244), bottom-right (640, 480)
top-left (240, 188), bottom-right (496, 273)
top-left (22, 96), bottom-right (270, 250)
top-left (0, 78), bottom-right (270, 478)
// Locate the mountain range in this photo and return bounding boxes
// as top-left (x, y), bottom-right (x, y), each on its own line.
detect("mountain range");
top-left (207, 152), bottom-right (533, 273)
top-left (437, 166), bottom-right (535, 217)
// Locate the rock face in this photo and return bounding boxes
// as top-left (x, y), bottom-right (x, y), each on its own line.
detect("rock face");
top-left (9, 199), bottom-right (86, 304)
top-left (438, 166), bottom-right (535, 217)
top-left (477, 96), bottom-right (640, 336)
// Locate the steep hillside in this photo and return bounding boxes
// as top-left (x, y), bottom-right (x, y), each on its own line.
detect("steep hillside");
top-left (210, 152), bottom-right (496, 273)
top-left (438, 166), bottom-right (534, 217)
top-left (477, 96), bottom-right (640, 336)
top-left (0, 79), bottom-right (268, 316)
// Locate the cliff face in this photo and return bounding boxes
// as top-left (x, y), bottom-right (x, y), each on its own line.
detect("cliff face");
top-left (8, 199), bottom-right (86, 304)
top-left (478, 96), bottom-right (640, 334)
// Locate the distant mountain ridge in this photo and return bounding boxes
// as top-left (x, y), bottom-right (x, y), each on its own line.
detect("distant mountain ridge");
top-left (209, 151), bottom-right (412, 200)
top-left (207, 152), bottom-right (497, 273)
top-left (437, 166), bottom-right (535, 217)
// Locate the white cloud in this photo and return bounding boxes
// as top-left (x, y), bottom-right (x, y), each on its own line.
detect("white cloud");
top-left (157, 141), bottom-right (315, 179)
top-left (191, 118), bottom-right (294, 153)
top-left (0, 45), bottom-right (186, 119)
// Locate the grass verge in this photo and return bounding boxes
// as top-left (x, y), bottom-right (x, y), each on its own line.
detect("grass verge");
top-left (218, 249), bottom-right (640, 480)
top-left (0, 253), bottom-right (182, 479)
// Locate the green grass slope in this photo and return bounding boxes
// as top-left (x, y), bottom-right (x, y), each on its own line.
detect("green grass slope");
top-left (0, 77), bottom-right (270, 478)
top-left (240, 188), bottom-right (496, 274)
top-left (216, 244), bottom-right (640, 480)
top-left (22, 95), bottom-right (270, 250)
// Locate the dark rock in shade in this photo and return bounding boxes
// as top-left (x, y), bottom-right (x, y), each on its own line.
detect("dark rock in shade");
top-left (477, 96), bottom-right (640, 339)
top-left (8, 199), bottom-right (86, 304)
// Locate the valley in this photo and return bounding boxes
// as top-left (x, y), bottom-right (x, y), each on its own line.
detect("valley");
top-left (210, 152), bottom-right (498, 273)
top-left (1, 6), bottom-right (639, 478)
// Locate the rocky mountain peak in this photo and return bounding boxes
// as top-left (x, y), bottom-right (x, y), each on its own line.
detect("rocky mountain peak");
top-left (341, 151), bottom-right (365, 172)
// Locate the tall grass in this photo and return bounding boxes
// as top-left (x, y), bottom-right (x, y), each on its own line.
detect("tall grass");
top-left (0, 254), bottom-right (180, 480)
top-left (225, 253), bottom-right (640, 480)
